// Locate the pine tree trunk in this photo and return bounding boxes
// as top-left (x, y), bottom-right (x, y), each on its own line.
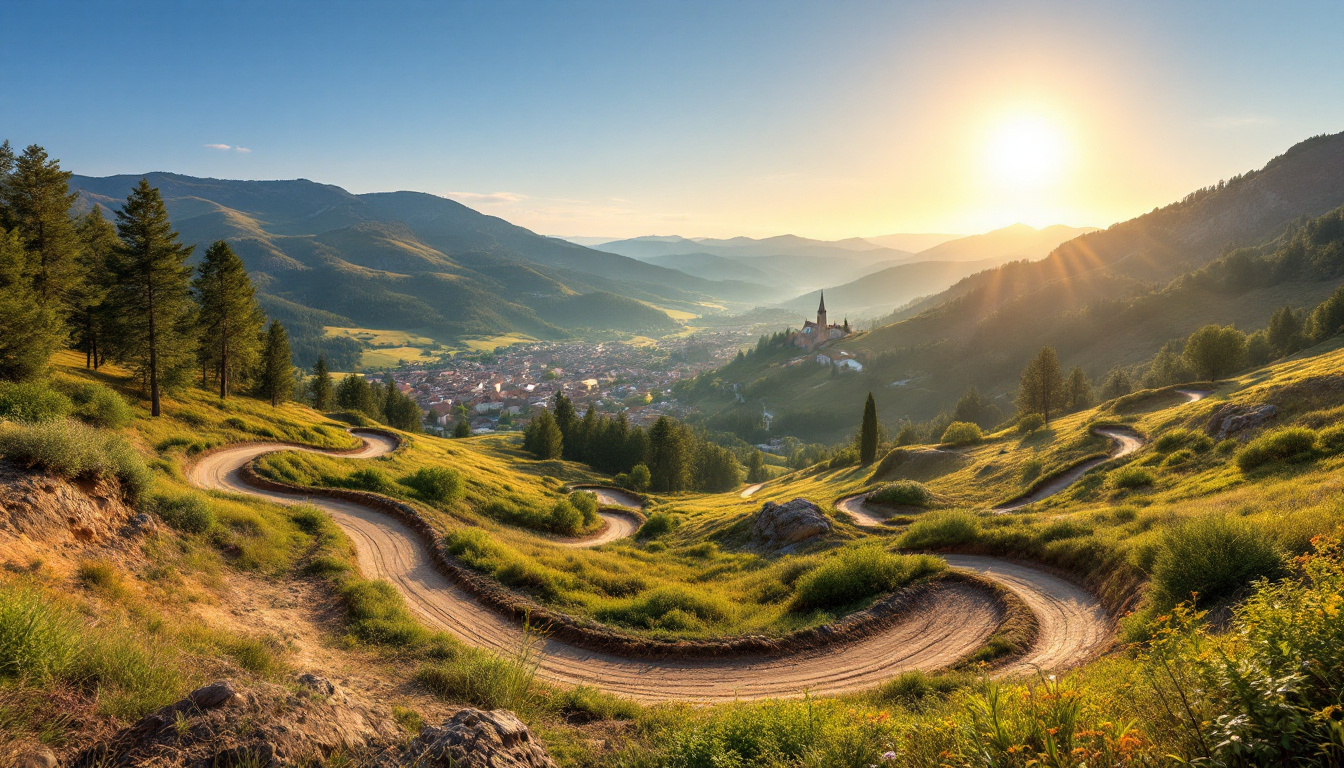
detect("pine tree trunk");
top-left (148, 282), bottom-right (160, 417)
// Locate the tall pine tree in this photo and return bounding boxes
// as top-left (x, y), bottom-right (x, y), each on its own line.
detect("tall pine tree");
top-left (109, 179), bottom-right (195, 416)
top-left (193, 240), bottom-right (265, 398)
top-left (859, 392), bottom-right (879, 465)
top-left (309, 355), bottom-right (334, 410)
top-left (0, 228), bottom-right (62, 380)
top-left (258, 320), bottom-right (294, 406)
top-left (0, 145), bottom-right (81, 315)
top-left (72, 207), bottom-right (117, 369)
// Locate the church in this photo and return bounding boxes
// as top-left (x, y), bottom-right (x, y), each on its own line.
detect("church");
top-left (792, 291), bottom-right (849, 348)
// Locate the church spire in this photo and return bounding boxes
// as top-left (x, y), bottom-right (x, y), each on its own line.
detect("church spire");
top-left (818, 290), bottom-right (826, 314)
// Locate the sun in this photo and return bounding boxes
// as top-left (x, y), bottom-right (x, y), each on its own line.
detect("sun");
top-left (985, 114), bottom-right (1068, 189)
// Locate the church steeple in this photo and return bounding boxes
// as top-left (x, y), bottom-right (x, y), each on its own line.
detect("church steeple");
top-left (815, 290), bottom-right (828, 345)
top-left (817, 290), bottom-right (826, 314)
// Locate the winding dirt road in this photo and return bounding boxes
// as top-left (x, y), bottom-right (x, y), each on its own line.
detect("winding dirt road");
top-left (741, 483), bottom-right (765, 498)
top-left (189, 434), bottom-right (1112, 702)
top-left (993, 427), bottom-right (1143, 512)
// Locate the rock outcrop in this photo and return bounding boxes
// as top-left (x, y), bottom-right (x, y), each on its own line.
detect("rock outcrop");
top-left (400, 709), bottom-right (556, 768)
top-left (1206, 403), bottom-right (1278, 441)
top-left (71, 677), bottom-right (556, 768)
top-left (751, 498), bottom-right (831, 549)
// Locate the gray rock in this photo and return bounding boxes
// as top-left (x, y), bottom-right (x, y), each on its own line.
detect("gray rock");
top-left (750, 498), bottom-right (831, 549)
top-left (187, 680), bottom-right (240, 710)
top-left (296, 673), bottom-right (341, 699)
top-left (1206, 403), bottom-right (1278, 441)
top-left (404, 708), bottom-right (556, 768)
top-left (13, 747), bottom-right (57, 768)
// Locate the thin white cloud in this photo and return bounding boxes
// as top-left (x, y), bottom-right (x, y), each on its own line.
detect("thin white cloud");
top-left (444, 191), bottom-right (527, 204)
top-left (203, 143), bottom-right (252, 153)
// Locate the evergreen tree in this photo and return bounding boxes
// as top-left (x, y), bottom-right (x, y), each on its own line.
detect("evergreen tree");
top-left (258, 320), bottom-right (294, 406)
top-left (696, 442), bottom-right (743, 492)
top-left (108, 179), bottom-right (195, 416)
top-left (524, 411), bottom-right (563, 459)
top-left (193, 240), bottom-right (265, 398)
top-left (553, 392), bottom-right (578, 455)
top-left (1100, 368), bottom-right (1133, 401)
top-left (72, 207), bottom-right (116, 369)
top-left (0, 145), bottom-right (81, 314)
top-left (859, 392), bottom-right (879, 465)
top-left (1266, 306), bottom-right (1308, 359)
top-left (382, 378), bottom-right (422, 430)
top-left (0, 229), bottom-right (62, 380)
top-left (335, 373), bottom-right (374, 414)
top-left (1183, 324), bottom-right (1247, 381)
top-left (1016, 346), bottom-right (1065, 424)
top-left (1064, 367), bottom-right (1094, 412)
top-left (646, 416), bottom-right (691, 492)
top-left (309, 355), bottom-right (334, 410)
top-left (746, 450), bottom-right (768, 483)
top-left (1144, 341), bottom-right (1194, 388)
top-left (453, 419), bottom-right (472, 438)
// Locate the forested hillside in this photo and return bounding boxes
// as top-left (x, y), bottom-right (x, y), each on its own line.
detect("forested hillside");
top-left (66, 174), bottom-right (772, 355)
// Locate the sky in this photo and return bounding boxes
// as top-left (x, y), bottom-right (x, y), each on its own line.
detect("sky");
top-left (3, 1), bottom-right (1343, 240)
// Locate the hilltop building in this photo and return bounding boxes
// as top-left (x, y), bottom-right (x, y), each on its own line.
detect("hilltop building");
top-left (792, 291), bottom-right (849, 348)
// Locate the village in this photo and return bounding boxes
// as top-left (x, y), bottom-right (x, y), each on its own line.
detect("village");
top-left (386, 331), bottom-right (758, 435)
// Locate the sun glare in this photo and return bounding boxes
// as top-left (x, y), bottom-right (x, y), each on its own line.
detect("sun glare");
top-left (985, 114), bottom-right (1068, 189)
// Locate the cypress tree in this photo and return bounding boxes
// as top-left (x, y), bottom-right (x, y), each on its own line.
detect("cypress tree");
top-left (1016, 346), bottom-right (1065, 425)
top-left (109, 179), bottom-right (195, 417)
top-left (0, 145), bottom-right (81, 314)
top-left (0, 229), bottom-right (62, 380)
top-left (309, 355), bottom-right (334, 410)
top-left (73, 207), bottom-right (117, 369)
top-left (859, 392), bottom-right (879, 465)
top-left (193, 240), bottom-right (265, 398)
top-left (258, 320), bottom-right (293, 406)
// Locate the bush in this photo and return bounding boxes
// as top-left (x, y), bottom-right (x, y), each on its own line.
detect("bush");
top-left (792, 547), bottom-right (943, 611)
top-left (400, 466), bottom-right (463, 503)
top-left (1319, 424), bottom-right (1344, 453)
top-left (596, 586), bottom-right (732, 632)
top-left (1111, 466), bottom-right (1156, 489)
top-left (627, 464), bottom-right (651, 492)
top-left (637, 512), bottom-right (676, 540)
top-left (1154, 428), bottom-right (1197, 453)
top-left (1162, 449), bottom-right (1194, 468)
top-left (416, 646), bottom-right (536, 710)
top-left (899, 511), bottom-right (979, 549)
top-left (339, 578), bottom-right (427, 646)
top-left (152, 492), bottom-right (215, 533)
top-left (0, 420), bottom-right (150, 501)
top-left (344, 467), bottom-right (395, 493)
top-left (548, 499), bottom-right (584, 536)
top-left (1235, 427), bottom-right (1319, 471)
top-left (868, 480), bottom-right (933, 508)
top-left (1017, 413), bottom-right (1046, 434)
top-left (1151, 516), bottom-right (1284, 610)
top-left (940, 421), bottom-right (983, 446)
top-left (827, 446), bottom-right (859, 469)
top-left (0, 381), bottom-right (72, 423)
top-left (568, 490), bottom-right (599, 527)
top-left (66, 382), bottom-right (133, 428)
top-left (1019, 458), bottom-right (1044, 484)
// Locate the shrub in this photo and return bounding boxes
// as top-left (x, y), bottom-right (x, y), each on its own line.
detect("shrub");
top-left (792, 547), bottom-right (943, 611)
top-left (1215, 438), bottom-right (1239, 454)
top-left (344, 467), bottom-right (395, 493)
top-left (0, 420), bottom-right (150, 501)
top-left (152, 492), bottom-right (215, 533)
top-left (339, 578), bottom-right (427, 646)
top-left (1161, 449), bottom-right (1194, 468)
top-left (627, 464), bottom-right (651, 492)
top-left (1151, 516), bottom-right (1284, 610)
top-left (548, 499), bottom-right (584, 535)
top-left (1036, 519), bottom-right (1091, 543)
top-left (1111, 466), bottom-right (1156, 489)
top-left (1020, 458), bottom-right (1043, 484)
top-left (400, 466), bottom-right (463, 503)
top-left (868, 480), bottom-right (933, 508)
top-left (568, 490), bottom-right (599, 527)
top-left (1153, 428), bottom-right (1197, 453)
top-left (1235, 427), bottom-right (1319, 471)
top-left (416, 644), bottom-right (537, 710)
top-left (827, 446), bottom-right (859, 469)
top-left (596, 586), bottom-right (732, 631)
top-left (637, 512), bottom-right (676, 540)
top-left (66, 382), bottom-right (133, 428)
top-left (0, 381), bottom-right (73, 423)
top-left (899, 511), bottom-right (978, 549)
top-left (1017, 413), bottom-right (1046, 434)
top-left (940, 421), bottom-right (983, 446)
top-left (1319, 424), bottom-right (1344, 453)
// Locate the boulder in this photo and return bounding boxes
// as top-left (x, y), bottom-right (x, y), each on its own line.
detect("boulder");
top-left (187, 680), bottom-right (241, 710)
top-left (402, 709), bottom-right (556, 768)
top-left (1206, 403), bottom-right (1278, 441)
top-left (13, 747), bottom-right (57, 768)
top-left (751, 498), bottom-right (831, 549)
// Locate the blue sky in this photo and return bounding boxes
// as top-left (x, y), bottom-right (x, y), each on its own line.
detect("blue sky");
top-left (3, 1), bottom-right (1342, 239)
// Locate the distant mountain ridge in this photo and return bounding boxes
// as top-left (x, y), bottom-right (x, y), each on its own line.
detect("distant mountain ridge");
top-left (67, 173), bottom-right (765, 354)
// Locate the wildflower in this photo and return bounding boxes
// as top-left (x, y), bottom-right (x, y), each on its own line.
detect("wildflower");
top-left (882, 752), bottom-right (897, 761)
